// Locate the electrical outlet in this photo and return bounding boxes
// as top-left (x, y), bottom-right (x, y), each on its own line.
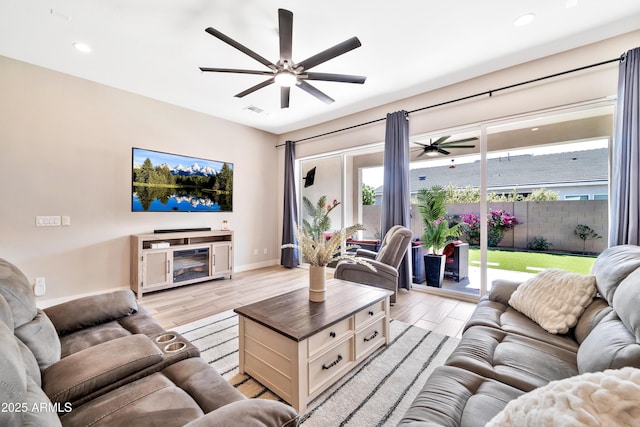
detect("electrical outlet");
top-left (263, 248), bottom-right (268, 255)
top-left (34, 277), bottom-right (46, 296)
top-left (253, 249), bottom-right (258, 256)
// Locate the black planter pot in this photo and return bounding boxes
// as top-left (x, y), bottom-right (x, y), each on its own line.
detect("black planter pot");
top-left (424, 254), bottom-right (446, 287)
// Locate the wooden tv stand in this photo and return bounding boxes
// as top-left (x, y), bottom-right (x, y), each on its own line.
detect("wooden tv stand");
top-left (130, 229), bottom-right (233, 298)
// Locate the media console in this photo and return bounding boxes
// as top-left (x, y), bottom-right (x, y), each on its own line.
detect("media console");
top-left (130, 229), bottom-right (233, 298)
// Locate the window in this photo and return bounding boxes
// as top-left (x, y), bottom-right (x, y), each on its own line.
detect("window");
top-left (564, 195), bottom-right (589, 200)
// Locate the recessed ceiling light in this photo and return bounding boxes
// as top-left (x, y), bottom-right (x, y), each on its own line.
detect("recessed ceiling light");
top-left (514, 13), bottom-right (536, 27)
top-left (531, 127), bottom-right (539, 131)
top-left (72, 42), bottom-right (92, 53)
top-left (566, 0), bottom-right (578, 8)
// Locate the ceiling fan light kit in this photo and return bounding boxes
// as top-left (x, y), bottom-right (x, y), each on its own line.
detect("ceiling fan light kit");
top-left (200, 8), bottom-right (366, 108)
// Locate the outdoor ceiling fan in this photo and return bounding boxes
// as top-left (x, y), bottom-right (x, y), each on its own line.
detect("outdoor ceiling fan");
top-left (199, 9), bottom-right (366, 108)
top-left (414, 136), bottom-right (478, 157)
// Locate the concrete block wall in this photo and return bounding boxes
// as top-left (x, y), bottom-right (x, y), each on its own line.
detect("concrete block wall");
top-left (362, 200), bottom-right (608, 254)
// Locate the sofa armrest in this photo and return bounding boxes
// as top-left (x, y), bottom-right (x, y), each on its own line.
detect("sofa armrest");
top-left (42, 334), bottom-right (163, 405)
top-left (488, 279), bottom-right (523, 305)
top-left (184, 399), bottom-right (298, 427)
top-left (355, 249), bottom-right (378, 260)
top-left (44, 290), bottom-right (138, 335)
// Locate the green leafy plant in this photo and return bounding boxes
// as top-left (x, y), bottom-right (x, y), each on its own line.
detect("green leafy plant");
top-left (283, 195), bottom-right (375, 269)
top-left (528, 236), bottom-right (552, 251)
top-left (301, 195), bottom-right (339, 241)
top-left (416, 186), bottom-right (463, 255)
top-left (574, 224), bottom-right (602, 254)
top-left (362, 184), bottom-right (376, 205)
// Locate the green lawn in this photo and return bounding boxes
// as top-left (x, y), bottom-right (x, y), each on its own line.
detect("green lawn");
top-left (468, 249), bottom-right (596, 275)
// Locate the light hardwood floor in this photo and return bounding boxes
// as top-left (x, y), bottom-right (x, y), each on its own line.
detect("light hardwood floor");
top-left (141, 265), bottom-right (477, 339)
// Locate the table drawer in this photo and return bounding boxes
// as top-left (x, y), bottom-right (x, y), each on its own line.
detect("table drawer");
top-left (308, 337), bottom-right (354, 395)
top-left (308, 317), bottom-right (351, 357)
top-left (355, 317), bottom-right (386, 359)
top-left (355, 300), bottom-right (385, 328)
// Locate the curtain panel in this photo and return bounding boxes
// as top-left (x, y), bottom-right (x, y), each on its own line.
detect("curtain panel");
top-left (281, 140), bottom-right (299, 267)
top-left (381, 111), bottom-right (412, 290)
top-left (610, 47), bottom-right (640, 246)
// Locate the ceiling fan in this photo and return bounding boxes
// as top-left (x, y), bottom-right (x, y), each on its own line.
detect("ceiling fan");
top-left (199, 9), bottom-right (366, 108)
top-left (414, 136), bottom-right (478, 157)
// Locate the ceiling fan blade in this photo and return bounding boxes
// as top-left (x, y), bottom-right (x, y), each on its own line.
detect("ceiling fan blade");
top-left (437, 148), bottom-right (451, 155)
top-left (431, 136), bottom-right (451, 146)
top-left (439, 137), bottom-right (479, 146)
top-left (297, 37), bottom-right (361, 71)
top-left (281, 86), bottom-right (290, 109)
top-left (438, 144), bottom-right (475, 149)
top-left (297, 80), bottom-right (335, 104)
top-left (199, 67), bottom-right (274, 76)
top-left (278, 9), bottom-right (293, 62)
top-left (415, 150), bottom-right (427, 158)
top-left (205, 27), bottom-right (276, 69)
top-left (234, 78), bottom-right (275, 98)
top-left (305, 72), bottom-right (366, 84)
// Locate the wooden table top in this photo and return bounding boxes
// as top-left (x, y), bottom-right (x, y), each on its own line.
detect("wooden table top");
top-left (234, 279), bottom-right (391, 342)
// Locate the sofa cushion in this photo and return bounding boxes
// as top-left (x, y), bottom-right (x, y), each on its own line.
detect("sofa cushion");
top-left (577, 311), bottom-right (640, 374)
top-left (398, 366), bottom-right (524, 427)
top-left (0, 258), bottom-right (38, 328)
top-left (45, 290), bottom-right (138, 335)
top-left (486, 367), bottom-right (640, 427)
top-left (590, 244), bottom-right (640, 303)
top-left (446, 326), bottom-right (579, 392)
top-left (43, 334), bottom-right (163, 405)
top-left (59, 372), bottom-right (206, 427)
top-left (183, 399), bottom-right (299, 427)
top-left (0, 321), bottom-right (27, 427)
top-left (508, 269), bottom-right (596, 334)
top-left (612, 268), bottom-right (640, 342)
top-left (0, 293), bottom-right (14, 329)
top-left (14, 309), bottom-right (61, 370)
top-left (573, 297), bottom-right (611, 344)
top-left (464, 298), bottom-right (579, 352)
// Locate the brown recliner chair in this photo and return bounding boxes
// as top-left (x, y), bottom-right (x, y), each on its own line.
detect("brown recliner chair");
top-left (334, 225), bottom-right (413, 304)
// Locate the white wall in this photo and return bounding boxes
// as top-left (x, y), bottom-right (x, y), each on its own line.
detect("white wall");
top-left (0, 56), bottom-right (280, 303)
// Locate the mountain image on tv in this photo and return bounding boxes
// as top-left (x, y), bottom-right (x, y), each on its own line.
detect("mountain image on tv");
top-left (132, 148), bottom-right (233, 212)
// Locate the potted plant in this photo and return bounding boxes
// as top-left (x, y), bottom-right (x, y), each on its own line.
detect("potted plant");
top-left (416, 186), bottom-right (463, 287)
top-left (282, 195), bottom-right (375, 302)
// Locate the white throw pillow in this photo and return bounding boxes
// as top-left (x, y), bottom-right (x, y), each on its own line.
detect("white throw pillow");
top-left (508, 268), bottom-right (596, 334)
top-left (487, 367), bottom-right (640, 427)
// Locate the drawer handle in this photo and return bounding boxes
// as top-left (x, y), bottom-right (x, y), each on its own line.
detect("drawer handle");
top-left (368, 310), bottom-right (374, 316)
top-left (322, 354), bottom-right (343, 370)
top-left (363, 330), bottom-right (379, 342)
top-left (329, 331), bottom-right (336, 338)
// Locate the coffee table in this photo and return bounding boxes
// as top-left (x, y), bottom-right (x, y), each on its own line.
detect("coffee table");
top-left (234, 279), bottom-right (392, 412)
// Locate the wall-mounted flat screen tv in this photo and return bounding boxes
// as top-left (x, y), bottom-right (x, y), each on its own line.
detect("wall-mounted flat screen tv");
top-left (132, 148), bottom-right (233, 212)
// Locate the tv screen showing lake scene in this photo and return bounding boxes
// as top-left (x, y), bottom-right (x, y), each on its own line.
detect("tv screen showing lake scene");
top-left (132, 148), bottom-right (233, 212)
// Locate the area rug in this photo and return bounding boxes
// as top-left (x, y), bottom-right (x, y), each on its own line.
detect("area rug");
top-left (173, 310), bottom-right (459, 426)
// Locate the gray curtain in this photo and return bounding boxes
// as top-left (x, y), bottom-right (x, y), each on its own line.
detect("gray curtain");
top-left (381, 111), bottom-right (412, 290)
top-left (610, 47), bottom-right (640, 246)
top-left (281, 140), bottom-right (299, 267)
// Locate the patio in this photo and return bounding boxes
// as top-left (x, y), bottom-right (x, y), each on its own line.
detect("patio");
top-left (413, 265), bottom-right (536, 296)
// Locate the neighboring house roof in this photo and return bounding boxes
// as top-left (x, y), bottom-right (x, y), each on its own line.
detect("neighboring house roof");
top-left (375, 148), bottom-right (608, 194)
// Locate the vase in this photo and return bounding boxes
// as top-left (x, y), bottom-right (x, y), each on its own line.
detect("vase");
top-left (308, 265), bottom-right (327, 302)
top-left (424, 254), bottom-right (446, 288)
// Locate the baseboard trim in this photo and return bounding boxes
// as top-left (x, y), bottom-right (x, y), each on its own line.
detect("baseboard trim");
top-left (234, 259), bottom-right (279, 273)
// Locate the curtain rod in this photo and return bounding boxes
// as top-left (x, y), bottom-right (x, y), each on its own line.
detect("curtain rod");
top-left (276, 54), bottom-right (624, 148)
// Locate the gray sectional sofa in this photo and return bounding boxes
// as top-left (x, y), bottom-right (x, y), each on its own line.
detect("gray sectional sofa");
top-left (0, 258), bottom-right (298, 427)
top-left (398, 244), bottom-right (640, 426)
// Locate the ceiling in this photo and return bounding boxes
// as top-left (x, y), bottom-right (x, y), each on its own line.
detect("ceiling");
top-left (2, 1), bottom-right (640, 135)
